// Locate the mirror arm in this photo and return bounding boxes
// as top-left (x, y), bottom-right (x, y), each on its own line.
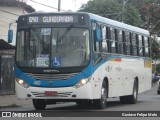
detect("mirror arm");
top-left (8, 20), bottom-right (17, 43)
top-left (9, 20), bottom-right (17, 30)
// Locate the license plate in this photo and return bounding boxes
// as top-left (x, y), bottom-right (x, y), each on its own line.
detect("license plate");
top-left (45, 91), bottom-right (57, 96)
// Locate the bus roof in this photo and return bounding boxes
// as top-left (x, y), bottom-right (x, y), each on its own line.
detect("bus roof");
top-left (87, 13), bottom-right (150, 36)
top-left (20, 12), bottom-right (150, 36)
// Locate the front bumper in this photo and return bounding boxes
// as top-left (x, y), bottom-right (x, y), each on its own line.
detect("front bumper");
top-left (15, 81), bottom-right (93, 100)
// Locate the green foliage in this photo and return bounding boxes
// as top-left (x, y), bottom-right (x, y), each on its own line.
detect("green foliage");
top-left (124, 4), bottom-right (142, 26)
top-left (156, 64), bottom-right (160, 72)
top-left (79, 0), bottom-right (121, 19)
top-left (79, 0), bottom-right (142, 27)
top-left (152, 38), bottom-right (160, 60)
top-left (127, 0), bottom-right (160, 34)
top-left (79, 0), bottom-right (160, 60)
top-left (79, 0), bottom-right (160, 33)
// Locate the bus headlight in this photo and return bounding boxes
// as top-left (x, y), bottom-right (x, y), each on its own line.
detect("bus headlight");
top-left (75, 77), bottom-right (91, 88)
top-left (16, 78), bottom-right (30, 88)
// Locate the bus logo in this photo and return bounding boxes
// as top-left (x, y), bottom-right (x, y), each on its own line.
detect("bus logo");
top-left (49, 81), bottom-right (54, 86)
top-left (43, 70), bottom-right (60, 73)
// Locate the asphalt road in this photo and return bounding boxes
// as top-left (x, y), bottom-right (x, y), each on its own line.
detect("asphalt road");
top-left (0, 83), bottom-right (160, 119)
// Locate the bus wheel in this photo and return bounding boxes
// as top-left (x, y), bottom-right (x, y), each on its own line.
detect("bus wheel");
top-left (94, 80), bottom-right (107, 109)
top-left (32, 99), bottom-right (46, 110)
top-left (120, 80), bottom-right (138, 104)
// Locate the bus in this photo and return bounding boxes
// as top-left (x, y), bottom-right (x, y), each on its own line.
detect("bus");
top-left (8, 12), bottom-right (152, 110)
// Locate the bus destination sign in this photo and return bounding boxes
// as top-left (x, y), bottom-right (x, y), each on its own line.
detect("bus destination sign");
top-left (28, 15), bottom-right (78, 24)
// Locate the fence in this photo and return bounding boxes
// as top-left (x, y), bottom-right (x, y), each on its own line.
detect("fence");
top-left (0, 39), bottom-right (15, 95)
top-left (0, 55), bottom-right (15, 95)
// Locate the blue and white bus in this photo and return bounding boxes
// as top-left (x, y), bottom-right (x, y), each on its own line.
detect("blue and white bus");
top-left (9, 12), bottom-right (152, 110)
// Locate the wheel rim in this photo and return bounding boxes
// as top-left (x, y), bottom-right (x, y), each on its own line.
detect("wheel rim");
top-left (101, 85), bottom-right (107, 104)
top-left (133, 85), bottom-right (137, 99)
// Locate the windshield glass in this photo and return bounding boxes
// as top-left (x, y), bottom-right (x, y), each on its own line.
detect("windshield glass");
top-left (16, 28), bottom-right (90, 68)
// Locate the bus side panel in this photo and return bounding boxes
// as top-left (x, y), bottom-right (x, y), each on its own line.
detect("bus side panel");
top-left (120, 58), bottom-right (152, 95)
top-left (92, 57), bottom-right (152, 99)
top-left (92, 59), bottom-right (125, 99)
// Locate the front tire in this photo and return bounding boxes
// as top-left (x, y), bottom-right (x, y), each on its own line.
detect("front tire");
top-left (33, 99), bottom-right (46, 110)
top-left (94, 80), bottom-right (107, 109)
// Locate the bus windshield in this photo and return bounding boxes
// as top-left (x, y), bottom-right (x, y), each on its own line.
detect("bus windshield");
top-left (16, 27), bottom-right (90, 68)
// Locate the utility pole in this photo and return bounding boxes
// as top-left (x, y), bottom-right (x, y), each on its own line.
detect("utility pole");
top-left (119, 0), bottom-right (128, 22)
top-left (58, 0), bottom-right (61, 12)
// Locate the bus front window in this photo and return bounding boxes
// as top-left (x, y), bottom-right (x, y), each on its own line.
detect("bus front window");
top-left (16, 28), bottom-right (90, 68)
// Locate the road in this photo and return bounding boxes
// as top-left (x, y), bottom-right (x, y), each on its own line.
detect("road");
top-left (0, 84), bottom-right (160, 118)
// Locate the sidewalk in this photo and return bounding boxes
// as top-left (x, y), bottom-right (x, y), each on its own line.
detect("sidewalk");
top-left (0, 95), bottom-right (32, 107)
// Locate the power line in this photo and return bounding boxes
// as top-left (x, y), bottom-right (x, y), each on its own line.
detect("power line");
top-left (0, 15), bottom-right (15, 20)
top-left (29, 0), bottom-right (66, 12)
top-left (0, 9), bottom-right (19, 16)
top-left (0, 17), bottom-right (16, 23)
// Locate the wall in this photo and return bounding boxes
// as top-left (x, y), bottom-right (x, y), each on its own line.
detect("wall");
top-left (0, 6), bottom-right (25, 46)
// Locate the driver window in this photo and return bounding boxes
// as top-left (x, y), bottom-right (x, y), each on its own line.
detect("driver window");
top-left (92, 23), bottom-right (102, 65)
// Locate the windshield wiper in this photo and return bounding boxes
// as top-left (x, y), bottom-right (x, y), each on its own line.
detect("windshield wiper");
top-left (58, 24), bottom-right (74, 40)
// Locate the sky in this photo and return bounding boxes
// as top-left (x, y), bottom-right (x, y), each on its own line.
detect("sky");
top-left (27, 0), bottom-right (89, 12)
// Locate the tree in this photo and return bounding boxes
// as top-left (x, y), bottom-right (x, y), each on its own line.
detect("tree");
top-left (152, 35), bottom-right (160, 73)
top-left (127, 0), bottom-right (160, 34)
top-left (124, 3), bottom-right (142, 26)
top-left (79, 0), bottom-right (160, 33)
top-left (79, 0), bottom-right (141, 27)
top-left (79, 0), bottom-right (121, 19)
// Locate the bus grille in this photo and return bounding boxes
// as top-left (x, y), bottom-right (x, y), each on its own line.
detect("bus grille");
top-left (31, 92), bottom-right (72, 97)
top-left (26, 73), bottom-right (78, 80)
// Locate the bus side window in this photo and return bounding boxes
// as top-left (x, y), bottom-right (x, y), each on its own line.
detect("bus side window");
top-left (106, 27), bottom-right (111, 53)
top-left (118, 30), bottom-right (125, 54)
top-left (148, 37), bottom-right (151, 57)
top-left (132, 34), bottom-right (138, 56)
top-left (92, 23), bottom-right (102, 65)
top-left (130, 33), bottom-right (133, 55)
top-left (144, 36), bottom-right (149, 57)
top-left (110, 28), bottom-right (117, 54)
top-left (139, 35), bottom-right (144, 57)
top-left (114, 29), bottom-right (118, 54)
top-left (142, 36), bottom-right (145, 57)
top-left (101, 25), bottom-right (109, 53)
top-left (126, 32), bottom-right (131, 55)
top-left (93, 24), bottom-right (101, 52)
top-left (122, 31), bottom-right (126, 54)
top-left (136, 34), bottom-right (139, 56)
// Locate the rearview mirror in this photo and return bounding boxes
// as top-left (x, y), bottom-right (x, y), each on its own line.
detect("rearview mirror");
top-left (8, 29), bottom-right (13, 43)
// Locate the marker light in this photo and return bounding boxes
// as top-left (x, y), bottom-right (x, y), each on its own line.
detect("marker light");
top-left (16, 78), bottom-right (30, 88)
top-left (75, 77), bottom-right (91, 88)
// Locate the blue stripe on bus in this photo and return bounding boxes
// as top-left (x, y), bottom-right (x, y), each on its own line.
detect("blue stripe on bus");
top-left (16, 67), bottom-right (85, 87)
top-left (15, 55), bottom-right (150, 87)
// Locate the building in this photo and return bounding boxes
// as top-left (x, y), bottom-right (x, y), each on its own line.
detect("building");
top-left (0, 0), bottom-right (35, 95)
top-left (0, 0), bottom-right (35, 45)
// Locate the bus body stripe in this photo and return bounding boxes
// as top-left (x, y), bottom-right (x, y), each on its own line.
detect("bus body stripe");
top-left (110, 58), bottom-right (122, 62)
top-left (15, 56), bottom-right (151, 87)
